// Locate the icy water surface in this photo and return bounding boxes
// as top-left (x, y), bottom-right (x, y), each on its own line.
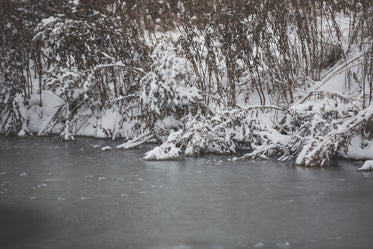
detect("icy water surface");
top-left (1, 136), bottom-right (373, 249)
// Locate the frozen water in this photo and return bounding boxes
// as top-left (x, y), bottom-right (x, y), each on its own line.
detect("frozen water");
top-left (254, 242), bottom-right (264, 248)
top-left (1, 137), bottom-right (373, 249)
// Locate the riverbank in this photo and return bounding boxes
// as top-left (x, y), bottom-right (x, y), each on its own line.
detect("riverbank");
top-left (1, 1), bottom-right (373, 166)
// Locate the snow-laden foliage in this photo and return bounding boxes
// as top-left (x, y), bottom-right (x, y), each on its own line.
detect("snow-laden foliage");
top-left (0, 2), bottom-right (33, 135)
top-left (285, 91), bottom-right (369, 166)
top-left (140, 38), bottom-right (202, 130)
top-left (144, 106), bottom-right (289, 160)
top-left (31, 3), bottom-right (150, 140)
top-left (2, 0), bottom-right (373, 166)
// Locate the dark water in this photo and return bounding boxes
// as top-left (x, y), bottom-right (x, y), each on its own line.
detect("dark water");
top-left (0, 136), bottom-right (373, 249)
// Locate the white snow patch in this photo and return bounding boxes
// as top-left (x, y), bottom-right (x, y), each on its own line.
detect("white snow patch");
top-left (101, 146), bottom-right (112, 151)
top-left (41, 16), bottom-right (57, 26)
top-left (344, 136), bottom-right (373, 160)
top-left (17, 129), bottom-right (27, 136)
top-left (358, 161), bottom-right (373, 171)
top-left (143, 142), bottom-right (182, 161)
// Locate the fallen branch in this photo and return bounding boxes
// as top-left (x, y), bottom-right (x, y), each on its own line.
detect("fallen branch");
top-left (116, 132), bottom-right (154, 149)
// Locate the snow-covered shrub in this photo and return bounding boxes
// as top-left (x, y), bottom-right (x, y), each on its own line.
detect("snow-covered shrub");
top-left (144, 106), bottom-right (289, 160)
top-left (0, 1), bottom-right (38, 135)
top-left (32, 3), bottom-right (150, 139)
top-left (0, 95), bottom-right (30, 136)
top-left (285, 91), bottom-right (365, 166)
top-left (140, 38), bottom-right (202, 131)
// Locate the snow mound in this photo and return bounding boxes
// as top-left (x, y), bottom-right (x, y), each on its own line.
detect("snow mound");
top-left (143, 141), bottom-right (182, 161)
top-left (345, 136), bottom-right (373, 160)
top-left (358, 161), bottom-right (373, 171)
top-left (101, 146), bottom-right (112, 152)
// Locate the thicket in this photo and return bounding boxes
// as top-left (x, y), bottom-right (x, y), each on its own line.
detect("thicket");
top-left (1, 0), bottom-right (372, 166)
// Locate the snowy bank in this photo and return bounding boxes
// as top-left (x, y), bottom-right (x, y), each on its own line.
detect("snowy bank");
top-left (2, 2), bottom-right (373, 166)
top-left (358, 161), bottom-right (373, 171)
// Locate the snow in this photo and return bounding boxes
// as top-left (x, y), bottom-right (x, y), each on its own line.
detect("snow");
top-left (101, 146), bottom-right (112, 151)
top-left (117, 132), bottom-right (153, 149)
top-left (143, 142), bottom-right (182, 161)
top-left (2, 6), bottom-right (373, 166)
top-left (358, 161), bottom-right (373, 171)
top-left (27, 91), bottom-right (64, 135)
top-left (344, 136), bottom-right (373, 160)
top-left (17, 129), bottom-right (27, 136)
top-left (41, 16), bottom-right (57, 26)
